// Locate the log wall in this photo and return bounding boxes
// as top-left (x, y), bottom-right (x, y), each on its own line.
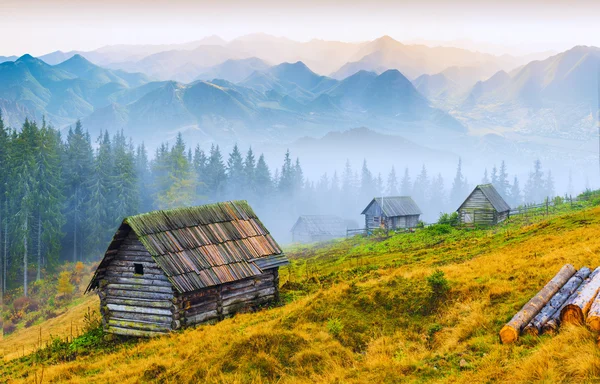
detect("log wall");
top-left (99, 231), bottom-right (176, 337)
top-left (181, 267), bottom-right (279, 326)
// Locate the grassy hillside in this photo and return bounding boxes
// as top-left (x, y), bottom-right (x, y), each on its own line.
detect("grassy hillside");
top-left (4, 205), bottom-right (600, 383)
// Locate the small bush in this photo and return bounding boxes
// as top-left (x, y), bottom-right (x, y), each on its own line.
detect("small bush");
top-left (438, 212), bottom-right (459, 226)
top-left (327, 317), bottom-right (344, 337)
top-left (3, 320), bottom-right (16, 335)
top-left (12, 297), bottom-right (40, 313)
top-left (425, 270), bottom-right (450, 314)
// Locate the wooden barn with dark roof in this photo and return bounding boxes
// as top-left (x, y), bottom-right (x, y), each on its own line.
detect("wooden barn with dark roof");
top-left (290, 215), bottom-right (349, 243)
top-left (457, 184), bottom-right (511, 226)
top-left (361, 196), bottom-right (422, 230)
top-left (86, 200), bottom-right (288, 337)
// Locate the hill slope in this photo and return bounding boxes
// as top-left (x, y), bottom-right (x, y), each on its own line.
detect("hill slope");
top-left (4, 202), bottom-right (600, 382)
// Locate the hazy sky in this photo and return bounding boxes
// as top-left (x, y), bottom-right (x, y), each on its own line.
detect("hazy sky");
top-left (1, 0), bottom-right (599, 56)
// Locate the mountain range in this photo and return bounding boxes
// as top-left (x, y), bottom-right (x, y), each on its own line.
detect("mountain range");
top-left (0, 41), bottom-right (598, 173)
top-left (35, 34), bottom-right (542, 85)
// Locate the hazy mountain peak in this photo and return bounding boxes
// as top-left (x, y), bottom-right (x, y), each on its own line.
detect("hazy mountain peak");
top-left (59, 53), bottom-right (96, 68)
top-left (16, 54), bottom-right (36, 63)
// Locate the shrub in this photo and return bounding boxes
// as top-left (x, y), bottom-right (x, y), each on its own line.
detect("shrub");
top-left (327, 317), bottom-right (344, 337)
top-left (12, 296), bottom-right (39, 313)
top-left (438, 212), bottom-right (459, 226)
top-left (3, 320), bottom-right (16, 335)
top-left (425, 270), bottom-right (450, 314)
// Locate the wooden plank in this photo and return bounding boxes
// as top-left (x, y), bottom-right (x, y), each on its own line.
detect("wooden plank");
top-left (110, 311), bottom-right (173, 323)
top-left (104, 276), bottom-right (173, 287)
top-left (107, 303), bottom-right (173, 316)
top-left (105, 283), bottom-right (174, 294)
top-left (106, 298), bottom-right (175, 309)
top-left (221, 281), bottom-right (275, 300)
top-left (222, 287), bottom-right (276, 307)
top-left (106, 289), bottom-right (174, 301)
top-left (108, 319), bottom-right (172, 332)
top-left (105, 267), bottom-right (169, 281)
top-left (106, 325), bottom-right (167, 337)
top-left (186, 310), bottom-right (219, 325)
top-left (185, 301), bottom-right (218, 317)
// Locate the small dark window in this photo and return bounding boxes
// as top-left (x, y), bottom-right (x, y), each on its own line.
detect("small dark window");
top-left (134, 263), bottom-right (144, 275)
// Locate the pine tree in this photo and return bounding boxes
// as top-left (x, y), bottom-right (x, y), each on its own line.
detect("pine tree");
top-left (498, 161), bottom-right (510, 199)
top-left (135, 143), bottom-right (153, 212)
top-left (401, 168), bottom-right (411, 196)
top-left (491, 165), bottom-right (498, 189)
top-left (482, 168), bottom-right (489, 184)
top-left (155, 133), bottom-right (196, 209)
top-left (63, 121), bottom-right (94, 263)
top-left (450, 158), bottom-right (467, 208)
top-left (204, 145), bottom-right (226, 201)
top-left (243, 147), bottom-right (256, 201)
top-left (412, 165), bottom-right (430, 208)
top-left (225, 144), bottom-right (245, 199)
top-left (375, 173), bottom-right (383, 196)
top-left (545, 170), bottom-right (555, 198)
top-left (429, 173), bottom-right (446, 219)
top-left (524, 160), bottom-right (545, 203)
top-left (510, 176), bottom-right (521, 207)
top-left (33, 122), bottom-right (64, 277)
top-left (254, 154), bottom-right (272, 207)
top-left (278, 150), bottom-right (294, 196)
top-left (359, 159), bottom-right (375, 204)
top-left (386, 166), bottom-right (399, 195)
top-left (111, 131), bottom-right (138, 223)
top-left (567, 170), bottom-right (574, 197)
top-left (293, 158), bottom-right (304, 196)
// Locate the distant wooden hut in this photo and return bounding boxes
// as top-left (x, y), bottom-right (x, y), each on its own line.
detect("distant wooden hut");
top-left (290, 215), bottom-right (348, 243)
top-left (457, 184), bottom-right (511, 225)
top-left (361, 196), bottom-right (422, 230)
top-left (86, 201), bottom-right (288, 337)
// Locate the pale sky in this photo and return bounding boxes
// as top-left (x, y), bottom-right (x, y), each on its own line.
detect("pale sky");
top-left (1, 0), bottom-right (599, 56)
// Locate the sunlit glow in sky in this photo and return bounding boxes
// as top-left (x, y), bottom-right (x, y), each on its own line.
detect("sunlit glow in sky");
top-left (1, 0), bottom-right (598, 56)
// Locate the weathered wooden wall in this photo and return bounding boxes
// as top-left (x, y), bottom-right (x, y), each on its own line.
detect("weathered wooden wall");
top-left (181, 268), bottom-right (279, 326)
top-left (99, 232), bottom-right (177, 337)
top-left (364, 202), bottom-right (420, 230)
top-left (459, 189), bottom-right (499, 226)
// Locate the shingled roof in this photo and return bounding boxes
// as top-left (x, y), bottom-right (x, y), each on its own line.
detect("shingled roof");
top-left (459, 184), bottom-right (511, 213)
top-left (290, 215), bottom-right (348, 236)
top-left (87, 201), bottom-right (288, 294)
top-left (361, 196), bottom-right (422, 217)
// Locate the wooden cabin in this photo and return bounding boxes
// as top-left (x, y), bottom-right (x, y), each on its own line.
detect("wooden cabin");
top-left (361, 196), bottom-right (422, 231)
top-left (457, 184), bottom-right (511, 226)
top-left (86, 201), bottom-right (288, 337)
top-left (290, 215), bottom-right (348, 243)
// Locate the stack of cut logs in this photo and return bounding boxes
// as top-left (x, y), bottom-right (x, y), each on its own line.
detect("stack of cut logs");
top-left (499, 264), bottom-right (600, 344)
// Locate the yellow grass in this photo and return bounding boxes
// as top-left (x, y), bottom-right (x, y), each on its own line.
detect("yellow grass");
top-left (4, 207), bottom-right (600, 383)
top-left (1, 295), bottom-right (99, 361)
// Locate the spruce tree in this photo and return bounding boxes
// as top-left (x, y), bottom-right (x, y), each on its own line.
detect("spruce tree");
top-left (498, 161), bottom-right (510, 199)
top-left (450, 158), bottom-right (467, 208)
top-left (510, 176), bottom-right (521, 207)
top-left (254, 154), bottom-right (273, 207)
top-left (204, 145), bottom-right (226, 201)
top-left (386, 166), bottom-right (399, 195)
top-left (225, 144), bottom-right (245, 199)
top-left (482, 168), bottom-right (489, 184)
top-left (400, 168), bottom-right (411, 196)
top-left (412, 164), bottom-right (430, 207)
top-left (359, 159), bottom-right (375, 204)
top-left (243, 147), bottom-right (256, 200)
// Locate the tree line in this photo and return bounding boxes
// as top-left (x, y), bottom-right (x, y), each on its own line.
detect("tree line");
top-left (0, 114), bottom-right (564, 297)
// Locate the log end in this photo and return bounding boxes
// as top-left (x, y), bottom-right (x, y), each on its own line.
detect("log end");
top-left (586, 316), bottom-right (600, 331)
top-left (499, 325), bottom-right (519, 344)
top-left (521, 324), bottom-right (539, 337)
top-left (561, 305), bottom-right (584, 326)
